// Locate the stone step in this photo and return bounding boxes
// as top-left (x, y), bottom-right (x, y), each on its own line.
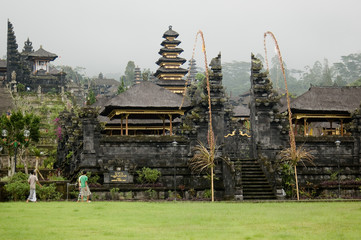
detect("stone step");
top-left (242, 177), bottom-right (268, 181)
top-left (243, 191), bottom-right (274, 196)
top-left (242, 182), bottom-right (270, 185)
top-left (242, 171), bottom-right (264, 175)
top-left (241, 164), bottom-right (261, 169)
top-left (244, 195), bottom-right (277, 200)
top-left (243, 190), bottom-right (274, 195)
top-left (243, 185), bottom-right (273, 189)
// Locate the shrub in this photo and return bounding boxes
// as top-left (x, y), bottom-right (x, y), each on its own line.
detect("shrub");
top-left (203, 189), bottom-right (212, 199)
top-left (37, 184), bottom-right (62, 201)
top-left (110, 187), bottom-right (120, 200)
top-left (48, 175), bottom-right (66, 181)
top-left (4, 172), bottom-right (29, 201)
top-left (136, 167), bottom-right (161, 184)
top-left (145, 189), bottom-right (157, 199)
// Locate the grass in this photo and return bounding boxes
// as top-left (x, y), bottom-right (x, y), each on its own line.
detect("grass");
top-left (0, 201), bottom-right (360, 239)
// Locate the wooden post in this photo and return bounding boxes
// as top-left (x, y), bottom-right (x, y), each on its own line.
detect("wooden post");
top-left (162, 115), bottom-right (165, 136)
top-left (126, 114), bottom-right (129, 136)
top-left (121, 116), bottom-right (123, 136)
top-left (340, 119), bottom-right (344, 136)
top-left (169, 114), bottom-right (173, 136)
top-left (304, 118), bottom-right (307, 136)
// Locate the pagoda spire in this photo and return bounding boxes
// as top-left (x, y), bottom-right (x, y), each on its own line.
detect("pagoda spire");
top-left (154, 26), bottom-right (188, 94)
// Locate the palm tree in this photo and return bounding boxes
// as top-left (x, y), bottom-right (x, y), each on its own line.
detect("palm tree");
top-left (278, 146), bottom-right (314, 199)
top-left (30, 147), bottom-right (45, 180)
top-left (189, 141), bottom-right (216, 201)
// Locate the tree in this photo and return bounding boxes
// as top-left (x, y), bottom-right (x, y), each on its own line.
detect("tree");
top-left (30, 147), bottom-right (45, 179)
top-left (117, 77), bottom-right (126, 94)
top-left (222, 61), bottom-right (251, 96)
top-left (348, 77), bottom-right (361, 86)
top-left (319, 59), bottom-right (334, 86)
top-left (54, 65), bottom-right (86, 84)
top-left (269, 55), bottom-right (304, 95)
top-left (0, 111), bottom-right (40, 176)
top-left (87, 89), bottom-right (96, 105)
top-left (334, 53), bottom-right (361, 84)
top-left (195, 72), bottom-right (206, 82)
top-left (334, 76), bottom-right (348, 86)
top-left (142, 68), bottom-right (151, 81)
top-left (189, 141), bottom-right (216, 200)
top-left (301, 61), bottom-right (323, 86)
top-left (124, 61), bottom-right (135, 86)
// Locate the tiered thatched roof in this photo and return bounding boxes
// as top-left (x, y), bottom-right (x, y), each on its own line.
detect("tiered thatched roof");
top-left (282, 86), bottom-right (361, 113)
top-left (100, 81), bottom-right (191, 116)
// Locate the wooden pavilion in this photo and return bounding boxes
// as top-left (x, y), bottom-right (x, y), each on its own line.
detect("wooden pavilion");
top-left (283, 86), bottom-right (361, 136)
top-left (100, 81), bottom-right (191, 136)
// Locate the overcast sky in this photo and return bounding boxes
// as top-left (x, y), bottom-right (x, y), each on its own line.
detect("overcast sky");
top-left (1, 0), bottom-right (360, 77)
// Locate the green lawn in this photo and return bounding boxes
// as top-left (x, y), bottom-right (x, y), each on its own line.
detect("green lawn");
top-left (0, 201), bottom-right (360, 240)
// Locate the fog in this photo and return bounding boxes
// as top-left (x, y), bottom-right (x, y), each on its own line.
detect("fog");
top-left (1, 0), bottom-right (360, 77)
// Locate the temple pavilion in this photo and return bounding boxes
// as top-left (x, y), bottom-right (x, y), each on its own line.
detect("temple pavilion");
top-left (100, 81), bottom-right (191, 136)
top-left (27, 45), bottom-right (58, 75)
top-left (154, 26), bottom-right (188, 94)
top-left (283, 86), bottom-right (361, 136)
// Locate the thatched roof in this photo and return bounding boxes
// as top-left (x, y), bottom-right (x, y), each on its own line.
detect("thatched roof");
top-left (163, 26), bottom-right (179, 38)
top-left (91, 95), bottom-right (113, 107)
top-left (100, 81), bottom-right (191, 116)
top-left (281, 86), bottom-right (361, 113)
top-left (161, 39), bottom-right (181, 46)
top-left (28, 46), bottom-right (57, 60)
top-left (92, 78), bottom-right (120, 86)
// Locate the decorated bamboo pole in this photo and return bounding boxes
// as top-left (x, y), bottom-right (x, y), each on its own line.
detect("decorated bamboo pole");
top-left (264, 31), bottom-right (299, 200)
top-left (181, 30), bottom-right (215, 201)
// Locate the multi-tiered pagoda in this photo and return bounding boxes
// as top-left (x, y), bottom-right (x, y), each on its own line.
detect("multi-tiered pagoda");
top-left (154, 26), bottom-right (188, 94)
top-left (134, 66), bottom-right (142, 84)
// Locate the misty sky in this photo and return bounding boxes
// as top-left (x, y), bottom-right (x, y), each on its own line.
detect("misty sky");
top-left (1, 0), bottom-right (360, 77)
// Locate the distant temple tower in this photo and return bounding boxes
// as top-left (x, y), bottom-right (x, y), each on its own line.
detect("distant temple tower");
top-left (134, 66), bottom-right (142, 84)
top-left (6, 20), bottom-right (22, 84)
top-left (188, 58), bottom-right (198, 82)
top-left (154, 26), bottom-right (188, 94)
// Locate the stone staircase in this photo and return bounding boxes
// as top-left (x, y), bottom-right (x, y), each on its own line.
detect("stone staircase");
top-left (240, 159), bottom-right (276, 200)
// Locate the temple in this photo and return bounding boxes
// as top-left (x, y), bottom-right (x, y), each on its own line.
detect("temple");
top-left (5, 20), bottom-right (66, 93)
top-left (154, 26), bottom-right (188, 94)
top-left (2, 21), bottom-right (361, 201)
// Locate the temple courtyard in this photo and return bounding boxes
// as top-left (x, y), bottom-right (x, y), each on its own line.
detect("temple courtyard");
top-left (0, 201), bottom-right (360, 239)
